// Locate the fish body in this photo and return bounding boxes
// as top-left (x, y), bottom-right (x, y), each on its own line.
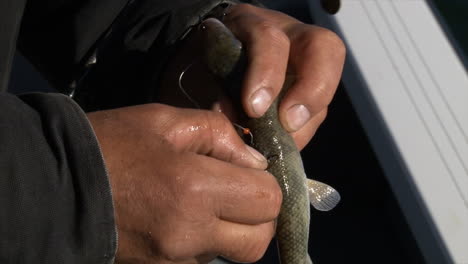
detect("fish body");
top-left (247, 95), bottom-right (312, 264)
top-left (199, 17), bottom-right (339, 264)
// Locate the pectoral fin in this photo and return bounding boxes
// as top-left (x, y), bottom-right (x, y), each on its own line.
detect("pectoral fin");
top-left (307, 179), bottom-right (341, 211)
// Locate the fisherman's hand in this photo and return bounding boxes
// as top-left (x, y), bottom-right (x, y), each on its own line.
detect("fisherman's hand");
top-left (87, 104), bottom-right (282, 263)
top-left (224, 4), bottom-right (346, 150)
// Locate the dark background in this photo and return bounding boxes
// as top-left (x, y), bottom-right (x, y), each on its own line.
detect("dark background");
top-left (11, 0), bottom-right (468, 263)
top-left (260, 2), bottom-right (425, 263)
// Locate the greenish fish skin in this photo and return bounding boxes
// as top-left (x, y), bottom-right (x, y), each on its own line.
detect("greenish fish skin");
top-left (200, 18), bottom-right (313, 264)
top-left (247, 96), bottom-right (313, 264)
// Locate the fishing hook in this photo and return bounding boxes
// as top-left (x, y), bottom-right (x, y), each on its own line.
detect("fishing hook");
top-left (178, 60), bottom-right (254, 146)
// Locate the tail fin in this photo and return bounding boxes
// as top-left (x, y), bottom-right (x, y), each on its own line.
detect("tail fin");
top-left (306, 179), bottom-right (341, 211)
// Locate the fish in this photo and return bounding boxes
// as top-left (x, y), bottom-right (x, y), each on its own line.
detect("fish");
top-left (199, 18), bottom-right (341, 264)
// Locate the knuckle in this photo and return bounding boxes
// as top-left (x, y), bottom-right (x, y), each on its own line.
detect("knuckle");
top-left (214, 110), bottom-right (231, 126)
top-left (158, 245), bottom-right (178, 261)
top-left (158, 238), bottom-right (185, 262)
top-left (173, 168), bottom-right (202, 204)
top-left (298, 27), bottom-right (346, 60)
top-left (183, 175), bottom-right (205, 197)
top-left (233, 3), bottom-right (256, 14)
top-left (309, 80), bottom-right (334, 109)
top-left (182, 175), bottom-right (212, 211)
top-left (254, 173), bottom-right (283, 217)
top-left (254, 172), bottom-right (283, 218)
top-left (222, 224), bottom-right (273, 263)
top-left (152, 230), bottom-right (182, 261)
top-left (256, 21), bottom-right (290, 49)
top-left (242, 249), bottom-right (265, 263)
top-left (157, 228), bottom-right (204, 262)
top-left (206, 110), bottom-right (230, 130)
top-left (270, 182), bottom-right (283, 217)
top-left (241, 233), bottom-right (271, 262)
top-left (316, 28), bottom-right (346, 57)
top-left (206, 111), bottom-right (232, 142)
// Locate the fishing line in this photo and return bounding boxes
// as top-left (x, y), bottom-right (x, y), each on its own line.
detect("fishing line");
top-left (233, 123), bottom-right (254, 146)
top-left (178, 62), bottom-right (201, 109)
top-left (178, 62), bottom-right (255, 146)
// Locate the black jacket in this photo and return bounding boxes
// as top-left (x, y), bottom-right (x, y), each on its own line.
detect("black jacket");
top-left (0, 0), bottom-right (251, 262)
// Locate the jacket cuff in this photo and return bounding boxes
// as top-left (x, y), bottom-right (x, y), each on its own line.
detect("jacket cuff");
top-left (0, 92), bottom-right (117, 263)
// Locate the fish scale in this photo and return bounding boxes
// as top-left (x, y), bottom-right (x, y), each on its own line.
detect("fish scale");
top-left (246, 97), bottom-right (312, 264)
top-left (200, 17), bottom-right (339, 264)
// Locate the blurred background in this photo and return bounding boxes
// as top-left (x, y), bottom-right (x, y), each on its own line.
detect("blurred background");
top-left (8, 0), bottom-right (468, 263)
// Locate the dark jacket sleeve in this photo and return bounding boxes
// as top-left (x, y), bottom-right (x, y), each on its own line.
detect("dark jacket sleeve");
top-left (1, 0), bottom-right (259, 263)
top-left (0, 93), bottom-right (116, 263)
top-left (1, 0), bottom-right (117, 263)
top-left (17, 0), bottom-right (258, 111)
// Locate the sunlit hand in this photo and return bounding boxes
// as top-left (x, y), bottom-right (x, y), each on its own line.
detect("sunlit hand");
top-left (224, 4), bottom-right (346, 150)
top-left (88, 104), bottom-right (282, 263)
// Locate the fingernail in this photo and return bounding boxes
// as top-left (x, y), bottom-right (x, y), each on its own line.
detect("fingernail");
top-left (286, 104), bottom-right (311, 131)
top-left (250, 88), bottom-right (272, 116)
top-left (246, 145), bottom-right (267, 163)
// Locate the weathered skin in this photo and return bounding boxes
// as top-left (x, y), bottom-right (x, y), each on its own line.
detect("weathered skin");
top-left (200, 18), bottom-right (312, 264)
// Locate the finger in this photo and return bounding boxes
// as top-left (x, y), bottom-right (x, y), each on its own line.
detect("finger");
top-left (224, 8), bottom-right (290, 118)
top-left (195, 253), bottom-right (218, 264)
top-left (210, 95), bottom-right (237, 123)
top-left (201, 111), bottom-right (267, 169)
top-left (290, 108), bottom-right (328, 150)
top-left (162, 107), bottom-right (267, 170)
top-left (227, 4), bottom-right (301, 29)
top-left (279, 26), bottom-right (345, 132)
top-left (196, 155), bottom-right (282, 224)
top-left (213, 220), bottom-right (275, 263)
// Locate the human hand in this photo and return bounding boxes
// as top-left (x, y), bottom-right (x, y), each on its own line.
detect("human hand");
top-left (223, 4), bottom-right (346, 150)
top-left (87, 104), bottom-right (282, 263)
